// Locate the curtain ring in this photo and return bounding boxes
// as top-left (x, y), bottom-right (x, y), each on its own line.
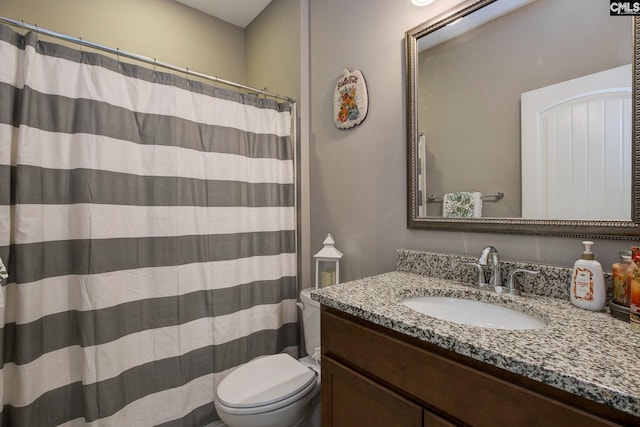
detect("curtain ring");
top-left (34, 24), bottom-right (39, 42)
top-left (116, 48), bottom-right (120, 63)
top-left (185, 68), bottom-right (189, 80)
top-left (153, 58), bottom-right (157, 73)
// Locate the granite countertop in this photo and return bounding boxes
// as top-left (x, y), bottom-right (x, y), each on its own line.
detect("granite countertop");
top-left (312, 271), bottom-right (640, 418)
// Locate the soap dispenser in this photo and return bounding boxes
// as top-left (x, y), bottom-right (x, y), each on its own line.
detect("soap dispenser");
top-left (570, 241), bottom-right (606, 311)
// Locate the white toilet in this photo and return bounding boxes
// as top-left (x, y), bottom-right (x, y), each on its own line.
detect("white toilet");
top-left (214, 288), bottom-right (321, 427)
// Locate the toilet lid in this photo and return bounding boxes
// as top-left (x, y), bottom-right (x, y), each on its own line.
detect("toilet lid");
top-left (217, 353), bottom-right (316, 408)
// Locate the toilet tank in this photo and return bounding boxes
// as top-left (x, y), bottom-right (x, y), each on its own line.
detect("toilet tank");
top-left (299, 288), bottom-right (320, 357)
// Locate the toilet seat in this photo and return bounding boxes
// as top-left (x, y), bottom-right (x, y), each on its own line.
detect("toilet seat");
top-left (216, 353), bottom-right (317, 415)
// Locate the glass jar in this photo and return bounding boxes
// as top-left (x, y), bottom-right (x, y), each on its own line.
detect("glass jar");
top-left (630, 247), bottom-right (640, 331)
top-left (612, 250), bottom-right (632, 307)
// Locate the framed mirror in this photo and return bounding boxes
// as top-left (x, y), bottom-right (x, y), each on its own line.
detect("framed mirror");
top-left (406, 0), bottom-right (640, 238)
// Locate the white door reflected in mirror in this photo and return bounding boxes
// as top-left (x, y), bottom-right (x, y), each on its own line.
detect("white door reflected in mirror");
top-left (521, 64), bottom-right (632, 220)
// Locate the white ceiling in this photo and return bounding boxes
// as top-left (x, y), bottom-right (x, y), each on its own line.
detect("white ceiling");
top-left (418, 0), bottom-right (535, 51)
top-left (175, 0), bottom-right (272, 28)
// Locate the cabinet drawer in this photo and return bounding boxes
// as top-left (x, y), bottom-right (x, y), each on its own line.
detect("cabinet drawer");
top-left (322, 355), bottom-right (423, 427)
top-left (321, 308), bottom-right (623, 427)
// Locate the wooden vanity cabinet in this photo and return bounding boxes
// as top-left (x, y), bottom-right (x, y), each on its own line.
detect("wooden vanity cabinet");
top-left (322, 355), bottom-right (454, 427)
top-left (320, 306), bottom-right (637, 427)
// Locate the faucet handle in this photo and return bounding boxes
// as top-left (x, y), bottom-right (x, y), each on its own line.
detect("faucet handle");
top-left (478, 245), bottom-right (499, 265)
top-left (506, 269), bottom-right (539, 295)
top-left (460, 261), bottom-right (487, 285)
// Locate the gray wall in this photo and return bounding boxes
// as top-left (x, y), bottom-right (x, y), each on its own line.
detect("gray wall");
top-left (1, 0), bottom-right (245, 83)
top-left (418, 0), bottom-right (631, 218)
top-left (245, 0), bottom-right (300, 98)
top-left (308, 0), bottom-right (634, 284)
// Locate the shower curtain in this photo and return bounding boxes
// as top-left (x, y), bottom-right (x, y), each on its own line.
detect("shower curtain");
top-left (0, 23), bottom-right (297, 426)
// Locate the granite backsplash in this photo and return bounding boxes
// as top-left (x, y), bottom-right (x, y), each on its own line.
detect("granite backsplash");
top-left (396, 248), bottom-right (613, 301)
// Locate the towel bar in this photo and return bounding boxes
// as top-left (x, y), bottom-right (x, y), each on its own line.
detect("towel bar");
top-left (426, 192), bottom-right (504, 203)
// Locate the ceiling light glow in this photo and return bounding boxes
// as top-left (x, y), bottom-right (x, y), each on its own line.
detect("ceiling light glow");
top-left (412, 0), bottom-right (435, 6)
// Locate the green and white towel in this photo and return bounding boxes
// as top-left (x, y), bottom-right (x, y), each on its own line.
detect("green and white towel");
top-left (442, 192), bottom-right (483, 218)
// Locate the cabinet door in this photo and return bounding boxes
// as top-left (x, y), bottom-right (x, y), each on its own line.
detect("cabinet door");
top-left (322, 356), bottom-right (423, 427)
top-left (423, 409), bottom-right (457, 427)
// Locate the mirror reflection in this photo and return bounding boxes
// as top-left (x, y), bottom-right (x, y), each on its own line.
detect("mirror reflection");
top-left (413, 0), bottom-right (632, 221)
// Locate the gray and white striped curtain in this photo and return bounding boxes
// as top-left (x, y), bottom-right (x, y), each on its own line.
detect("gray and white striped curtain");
top-left (0, 22), bottom-right (297, 426)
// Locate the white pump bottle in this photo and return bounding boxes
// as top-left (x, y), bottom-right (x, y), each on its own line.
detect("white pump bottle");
top-left (570, 241), bottom-right (606, 311)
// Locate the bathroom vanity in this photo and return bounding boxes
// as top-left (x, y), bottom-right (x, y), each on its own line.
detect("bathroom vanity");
top-left (312, 251), bottom-right (640, 426)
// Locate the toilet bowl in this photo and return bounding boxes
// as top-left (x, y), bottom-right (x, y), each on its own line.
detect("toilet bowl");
top-left (214, 288), bottom-right (321, 427)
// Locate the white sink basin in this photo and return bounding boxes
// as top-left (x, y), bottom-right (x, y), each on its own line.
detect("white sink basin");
top-left (401, 296), bottom-right (545, 330)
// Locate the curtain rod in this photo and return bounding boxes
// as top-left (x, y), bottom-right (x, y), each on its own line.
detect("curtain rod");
top-left (0, 15), bottom-right (295, 104)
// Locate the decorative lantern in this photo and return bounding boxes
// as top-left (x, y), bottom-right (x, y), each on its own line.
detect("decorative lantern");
top-left (314, 233), bottom-right (343, 289)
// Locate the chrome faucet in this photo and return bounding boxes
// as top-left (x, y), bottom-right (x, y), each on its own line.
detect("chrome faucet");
top-left (505, 268), bottom-right (539, 296)
top-left (461, 261), bottom-right (487, 285)
top-left (478, 246), bottom-right (502, 287)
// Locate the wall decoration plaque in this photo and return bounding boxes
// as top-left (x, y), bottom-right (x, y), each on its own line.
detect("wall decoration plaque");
top-left (334, 68), bottom-right (368, 129)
